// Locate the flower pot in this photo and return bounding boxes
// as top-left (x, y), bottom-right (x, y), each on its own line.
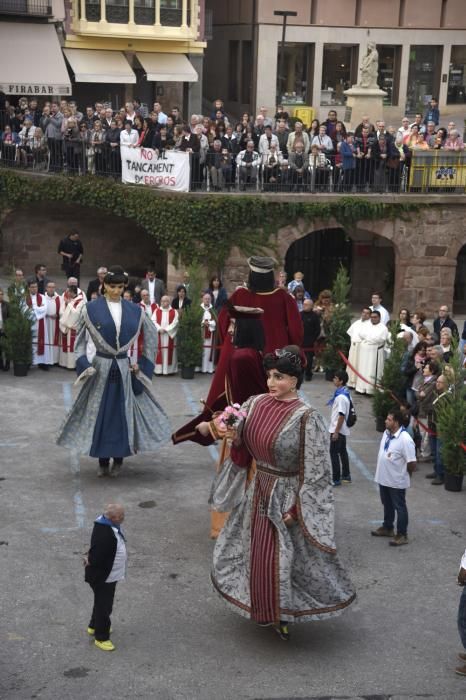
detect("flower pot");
top-left (325, 369), bottom-right (334, 382)
top-left (375, 416), bottom-right (386, 433)
top-left (444, 472), bottom-right (463, 492)
top-left (13, 363), bottom-right (28, 377)
top-left (181, 366), bottom-right (195, 380)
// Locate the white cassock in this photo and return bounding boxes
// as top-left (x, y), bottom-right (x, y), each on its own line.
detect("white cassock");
top-left (26, 293), bottom-right (53, 366)
top-left (152, 306), bottom-right (179, 375)
top-left (346, 318), bottom-right (370, 388)
top-left (355, 321), bottom-right (390, 395)
top-left (45, 293), bottom-right (61, 364)
top-left (59, 295), bottom-right (86, 369)
top-left (370, 304), bottom-right (390, 326)
top-left (198, 304), bottom-right (216, 373)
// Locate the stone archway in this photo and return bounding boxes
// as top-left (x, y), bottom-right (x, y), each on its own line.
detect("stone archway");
top-left (0, 202), bottom-right (166, 284)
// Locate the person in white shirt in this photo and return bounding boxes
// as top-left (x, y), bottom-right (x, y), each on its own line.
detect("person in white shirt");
top-left (346, 307), bottom-right (371, 388)
top-left (198, 292), bottom-right (216, 373)
top-left (456, 546), bottom-right (466, 676)
top-left (120, 120), bottom-right (139, 148)
top-left (67, 276), bottom-right (87, 301)
top-left (328, 370), bottom-right (352, 485)
top-left (372, 409), bottom-right (416, 546)
top-left (311, 125), bottom-right (333, 154)
top-left (153, 101), bottom-right (168, 125)
top-left (59, 285), bottom-right (86, 369)
top-left (370, 292), bottom-right (390, 325)
top-left (44, 281), bottom-right (61, 364)
top-left (397, 116), bottom-right (411, 144)
top-left (151, 295), bottom-right (179, 375)
top-left (258, 126), bottom-right (279, 155)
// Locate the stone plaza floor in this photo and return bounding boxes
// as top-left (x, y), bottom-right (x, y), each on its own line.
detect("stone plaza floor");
top-left (0, 367), bottom-right (465, 700)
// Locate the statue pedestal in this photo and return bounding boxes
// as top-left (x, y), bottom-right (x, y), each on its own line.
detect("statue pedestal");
top-left (343, 87), bottom-right (387, 130)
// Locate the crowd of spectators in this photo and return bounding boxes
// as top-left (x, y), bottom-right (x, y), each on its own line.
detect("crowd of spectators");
top-left (1, 94), bottom-right (464, 192)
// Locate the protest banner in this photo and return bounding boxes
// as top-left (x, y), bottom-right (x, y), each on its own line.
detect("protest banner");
top-left (121, 146), bottom-right (190, 192)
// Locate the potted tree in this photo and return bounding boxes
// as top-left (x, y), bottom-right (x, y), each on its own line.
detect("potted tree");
top-left (321, 265), bottom-right (352, 381)
top-left (1, 286), bottom-right (33, 377)
top-left (371, 325), bottom-right (406, 432)
top-left (435, 342), bottom-right (466, 492)
top-left (176, 265), bottom-right (204, 379)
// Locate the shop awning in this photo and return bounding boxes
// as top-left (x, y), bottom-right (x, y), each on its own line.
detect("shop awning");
top-left (63, 49), bottom-right (136, 84)
top-left (136, 52), bottom-right (198, 82)
top-left (0, 22), bottom-right (71, 95)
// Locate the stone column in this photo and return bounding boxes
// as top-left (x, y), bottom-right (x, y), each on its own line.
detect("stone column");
top-left (312, 42), bottom-right (324, 112)
top-left (439, 44), bottom-right (452, 110)
top-left (186, 54), bottom-right (203, 116)
top-left (397, 44), bottom-right (410, 115)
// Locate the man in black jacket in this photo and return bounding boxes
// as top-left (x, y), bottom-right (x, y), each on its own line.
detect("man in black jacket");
top-left (301, 298), bottom-right (321, 381)
top-left (84, 504), bottom-right (127, 652)
top-left (86, 266), bottom-right (108, 300)
top-left (433, 304), bottom-right (458, 341)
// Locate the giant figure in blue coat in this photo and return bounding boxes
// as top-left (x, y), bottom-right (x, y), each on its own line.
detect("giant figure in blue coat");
top-left (57, 266), bottom-right (170, 476)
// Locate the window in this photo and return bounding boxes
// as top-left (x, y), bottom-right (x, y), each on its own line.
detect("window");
top-left (241, 41), bottom-right (252, 105)
top-left (321, 45), bottom-right (358, 105)
top-left (377, 45), bottom-right (401, 106)
top-left (406, 45), bottom-right (442, 113)
top-left (276, 43), bottom-right (310, 105)
top-left (228, 41), bottom-right (239, 102)
top-left (448, 46), bottom-right (466, 105)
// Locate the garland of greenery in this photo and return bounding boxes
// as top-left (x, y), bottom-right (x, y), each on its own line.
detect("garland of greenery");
top-left (0, 171), bottom-right (421, 269)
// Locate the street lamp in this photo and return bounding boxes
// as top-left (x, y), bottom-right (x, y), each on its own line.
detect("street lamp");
top-left (274, 10), bottom-right (298, 105)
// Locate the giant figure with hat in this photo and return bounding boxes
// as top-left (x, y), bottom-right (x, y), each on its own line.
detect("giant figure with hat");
top-left (172, 256), bottom-right (302, 446)
top-left (57, 265), bottom-right (171, 477)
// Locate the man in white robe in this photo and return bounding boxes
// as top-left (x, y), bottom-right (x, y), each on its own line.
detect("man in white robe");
top-left (355, 309), bottom-right (390, 395)
top-left (44, 281), bottom-right (61, 364)
top-left (198, 293), bottom-right (216, 374)
top-left (59, 285), bottom-right (86, 369)
top-left (25, 280), bottom-right (53, 369)
top-left (346, 306), bottom-right (371, 388)
top-left (152, 295), bottom-right (179, 375)
top-left (67, 276), bottom-right (87, 302)
top-left (370, 292), bottom-right (390, 325)
top-left (139, 289), bottom-right (157, 317)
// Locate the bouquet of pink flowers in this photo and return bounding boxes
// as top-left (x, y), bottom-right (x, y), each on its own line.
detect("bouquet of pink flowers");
top-left (216, 403), bottom-right (247, 430)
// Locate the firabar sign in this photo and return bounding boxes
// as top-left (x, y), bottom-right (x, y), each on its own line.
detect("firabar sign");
top-left (0, 84), bottom-right (71, 95)
top-left (121, 147), bottom-right (190, 192)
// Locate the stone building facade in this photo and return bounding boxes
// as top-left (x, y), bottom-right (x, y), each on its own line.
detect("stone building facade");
top-left (1, 196), bottom-right (465, 315)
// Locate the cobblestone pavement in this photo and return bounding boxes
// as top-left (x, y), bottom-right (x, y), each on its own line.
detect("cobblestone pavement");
top-left (0, 368), bottom-right (465, 700)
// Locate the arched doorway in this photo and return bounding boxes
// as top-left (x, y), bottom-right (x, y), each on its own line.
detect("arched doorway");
top-left (285, 228), bottom-right (351, 298)
top-left (453, 244), bottom-right (466, 313)
top-left (284, 227), bottom-right (395, 305)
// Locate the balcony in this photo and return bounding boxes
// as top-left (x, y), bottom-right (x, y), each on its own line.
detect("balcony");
top-left (74, 0), bottom-right (199, 40)
top-left (0, 0), bottom-right (52, 16)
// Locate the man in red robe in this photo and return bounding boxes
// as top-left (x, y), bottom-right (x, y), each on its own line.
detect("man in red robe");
top-left (173, 257), bottom-right (302, 444)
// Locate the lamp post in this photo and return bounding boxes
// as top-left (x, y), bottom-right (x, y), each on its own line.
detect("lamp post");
top-left (274, 9), bottom-right (297, 105)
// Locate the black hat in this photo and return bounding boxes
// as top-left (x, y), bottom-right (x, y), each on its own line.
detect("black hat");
top-left (247, 256), bottom-right (277, 274)
top-left (103, 265), bottom-right (129, 285)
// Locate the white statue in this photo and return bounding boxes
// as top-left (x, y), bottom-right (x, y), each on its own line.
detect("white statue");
top-left (358, 42), bottom-right (379, 89)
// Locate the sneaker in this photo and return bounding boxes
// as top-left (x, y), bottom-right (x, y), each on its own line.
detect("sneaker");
top-left (273, 623), bottom-right (290, 641)
top-left (455, 664), bottom-right (466, 676)
top-left (431, 477), bottom-right (444, 485)
top-left (342, 476), bottom-right (352, 483)
top-left (332, 480), bottom-right (341, 487)
top-left (87, 627), bottom-right (95, 636)
top-left (425, 472), bottom-right (436, 479)
top-left (95, 639), bottom-right (115, 652)
top-left (371, 526), bottom-right (395, 537)
top-left (389, 534), bottom-right (409, 547)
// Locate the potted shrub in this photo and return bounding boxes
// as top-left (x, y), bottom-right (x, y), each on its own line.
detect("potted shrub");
top-left (371, 325), bottom-right (406, 432)
top-left (321, 265), bottom-right (352, 381)
top-left (1, 288), bottom-right (33, 376)
top-left (176, 265), bottom-right (204, 379)
top-left (435, 342), bottom-right (466, 492)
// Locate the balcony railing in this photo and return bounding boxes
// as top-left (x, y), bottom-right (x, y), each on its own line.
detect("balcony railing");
top-left (76, 0), bottom-right (197, 38)
top-left (0, 0), bottom-right (52, 16)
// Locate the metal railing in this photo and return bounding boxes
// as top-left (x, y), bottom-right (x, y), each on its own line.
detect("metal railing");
top-left (0, 0), bottom-right (52, 15)
top-left (1, 130), bottom-right (465, 195)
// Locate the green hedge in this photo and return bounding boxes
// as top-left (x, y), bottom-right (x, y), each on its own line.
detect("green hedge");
top-left (0, 171), bottom-right (420, 268)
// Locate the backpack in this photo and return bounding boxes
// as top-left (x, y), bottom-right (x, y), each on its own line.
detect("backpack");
top-left (346, 396), bottom-right (357, 428)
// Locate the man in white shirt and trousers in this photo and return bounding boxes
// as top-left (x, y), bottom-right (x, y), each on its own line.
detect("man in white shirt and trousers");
top-left (370, 292), bottom-right (390, 325)
top-left (355, 309), bottom-right (390, 395)
top-left (328, 370), bottom-right (352, 485)
top-left (152, 295), bottom-right (179, 375)
top-left (198, 292), bottom-right (216, 373)
top-left (44, 281), bottom-right (61, 364)
top-left (346, 306), bottom-right (371, 388)
top-left (371, 409), bottom-right (416, 547)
